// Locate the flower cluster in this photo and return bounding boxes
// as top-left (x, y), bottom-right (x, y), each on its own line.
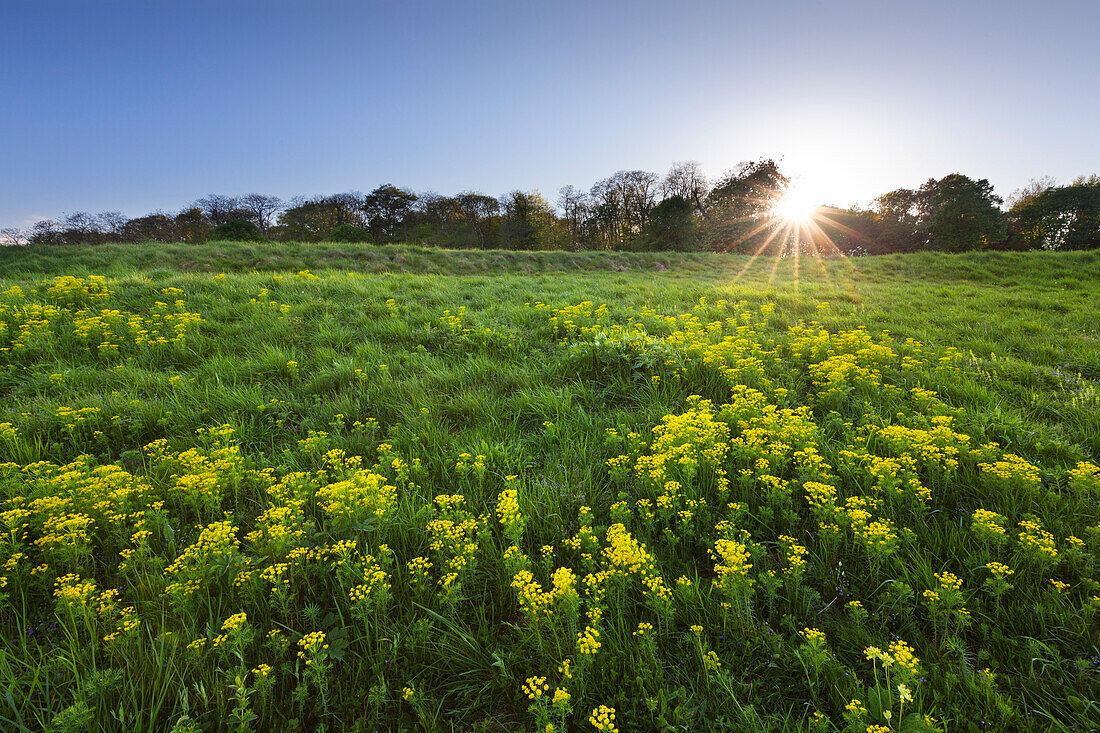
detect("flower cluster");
top-left (971, 509), bottom-right (1007, 544)
top-left (588, 705), bottom-right (618, 732)
top-left (297, 631), bottom-right (328, 666)
top-left (1017, 519), bottom-right (1058, 563)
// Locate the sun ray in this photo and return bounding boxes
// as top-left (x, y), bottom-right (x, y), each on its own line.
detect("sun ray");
top-left (733, 221), bottom-right (788, 281)
top-left (792, 222), bottom-right (801, 293)
top-left (717, 217), bottom-right (778, 254)
top-left (803, 216), bottom-right (865, 304)
top-left (767, 222), bottom-right (793, 286)
top-left (813, 210), bottom-right (905, 255)
top-left (803, 217), bottom-right (847, 257)
top-left (806, 231), bottom-right (833, 286)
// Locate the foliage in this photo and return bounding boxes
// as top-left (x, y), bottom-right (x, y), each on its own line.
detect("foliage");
top-left (16, 166), bottom-right (1100, 253)
top-left (920, 174), bottom-right (1007, 251)
top-left (642, 195), bottom-right (697, 251)
top-left (275, 194), bottom-right (366, 242)
top-left (866, 174), bottom-right (1007, 253)
top-left (324, 224), bottom-right (372, 244)
top-left (500, 190), bottom-right (555, 250)
top-left (121, 213), bottom-right (179, 243)
top-left (210, 219), bottom-right (266, 243)
top-left (175, 208), bottom-right (212, 244)
top-left (703, 159), bottom-right (789, 253)
top-left (364, 184), bottom-right (418, 241)
top-left (1009, 177), bottom-right (1100, 250)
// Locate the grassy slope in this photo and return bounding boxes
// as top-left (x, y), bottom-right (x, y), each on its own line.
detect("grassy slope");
top-left (0, 243), bottom-right (1097, 731)
top-left (3, 242), bottom-right (1096, 456)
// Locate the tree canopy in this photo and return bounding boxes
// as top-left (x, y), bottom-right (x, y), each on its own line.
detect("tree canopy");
top-left (14, 164), bottom-right (1100, 255)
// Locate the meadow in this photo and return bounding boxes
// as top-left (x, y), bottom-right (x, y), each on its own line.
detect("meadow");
top-left (0, 242), bottom-right (1098, 732)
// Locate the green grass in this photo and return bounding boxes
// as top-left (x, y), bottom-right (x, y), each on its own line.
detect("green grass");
top-left (0, 243), bottom-right (1097, 732)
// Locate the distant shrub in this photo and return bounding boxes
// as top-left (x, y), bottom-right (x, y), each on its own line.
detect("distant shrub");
top-left (326, 224), bottom-right (372, 243)
top-left (209, 219), bottom-right (265, 242)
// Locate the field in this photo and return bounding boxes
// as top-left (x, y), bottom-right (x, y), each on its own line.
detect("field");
top-left (0, 242), bottom-right (1098, 732)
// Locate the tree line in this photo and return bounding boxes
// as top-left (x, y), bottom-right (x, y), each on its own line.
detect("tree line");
top-left (4, 161), bottom-right (1098, 254)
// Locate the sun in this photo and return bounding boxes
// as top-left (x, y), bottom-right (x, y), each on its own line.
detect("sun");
top-left (774, 187), bottom-right (819, 223)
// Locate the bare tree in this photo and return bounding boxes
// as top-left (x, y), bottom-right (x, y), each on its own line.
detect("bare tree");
top-left (61, 211), bottom-right (104, 244)
top-left (663, 161), bottom-right (710, 219)
top-left (96, 211), bottom-right (128, 242)
top-left (239, 193), bottom-right (284, 234)
top-left (588, 176), bottom-right (625, 249)
top-left (0, 227), bottom-right (26, 246)
top-left (618, 170), bottom-right (659, 227)
top-left (557, 185), bottom-right (589, 250)
top-left (588, 170), bottom-right (659, 247)
top-left (193, 194), bottom-right (244, 227)
top-left (29, 219), bottom-right (63, 245)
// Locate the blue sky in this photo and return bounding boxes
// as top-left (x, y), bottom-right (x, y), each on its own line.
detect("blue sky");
top-left (2, 0), bottom-right (1098, 228)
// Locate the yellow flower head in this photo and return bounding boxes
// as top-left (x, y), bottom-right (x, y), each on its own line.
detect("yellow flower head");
top-left (801, 627), bottom-right (826, 647)
top-left (589, 705), bottom-right (618, 733)
top-left (522, 676), bottom-right (549, 700)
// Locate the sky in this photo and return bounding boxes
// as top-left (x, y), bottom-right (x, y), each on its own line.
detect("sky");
top-left (2, 0), bottom-right (1099, 229)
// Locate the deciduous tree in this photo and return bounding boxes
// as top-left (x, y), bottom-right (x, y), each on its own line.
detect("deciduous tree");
top-left (500, 190), bottom-right (553, 250)
top-left (1009, 176), bottom-right (1100, 250)
top-left (919, 174), bottom-right (1006, 251)
top-left (239, 194), bottom-right (284, 234)
top-left (703, 158), bottom-right (788, 252)
top-left (175, 207), bottom-right (212, 243)
top-left (643, 195), bottom-right (696, 251)
top-left (663, 161), bottom-right (710, 219)
top-left (364, 185), bottom-right (418, 242)
top-left (194, 194), bottom-right (246, 227)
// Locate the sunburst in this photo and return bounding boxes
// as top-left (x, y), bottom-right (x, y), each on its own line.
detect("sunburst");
top-left (773, 186), bottom-right (819, 223)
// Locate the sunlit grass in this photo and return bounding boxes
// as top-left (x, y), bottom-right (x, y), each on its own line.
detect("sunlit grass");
top-left (0, 244), bottom-right (1097, 731)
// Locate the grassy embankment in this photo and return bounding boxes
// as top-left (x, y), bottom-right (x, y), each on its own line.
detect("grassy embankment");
top-left (0, 242), bottom-right (1097, 732)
